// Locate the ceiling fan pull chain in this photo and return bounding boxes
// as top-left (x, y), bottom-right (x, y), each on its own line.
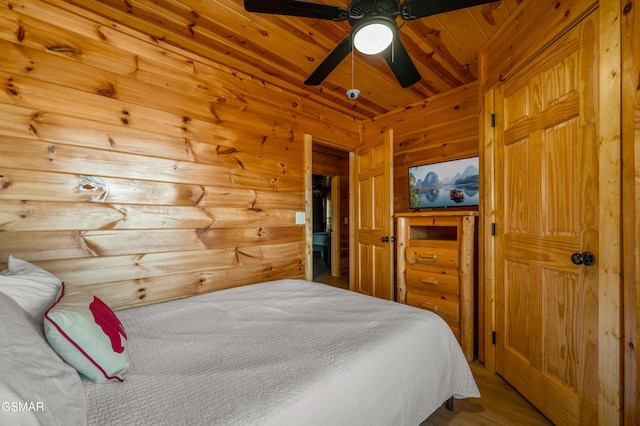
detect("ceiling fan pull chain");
top-left (346, 36), bottom-right (360, 99)
top-left (351, 39), bottom-right (355, 89)
top-left (392, 38), bottom-right (395, 63)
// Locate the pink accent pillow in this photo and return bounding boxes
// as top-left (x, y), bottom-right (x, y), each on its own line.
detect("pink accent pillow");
top-left (44, 283), bottom-right (130, 383)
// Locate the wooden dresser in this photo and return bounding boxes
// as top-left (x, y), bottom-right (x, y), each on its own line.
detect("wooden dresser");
top-left (395, 211), bottom-right (477, 361)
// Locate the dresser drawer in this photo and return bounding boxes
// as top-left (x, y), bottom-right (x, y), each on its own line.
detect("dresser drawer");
top-left (405, 269), bottom-right (459, 295)
top-left (406, 292), bottom-right (459, 323)
top-left (405, 246), bottom-right (458, 270)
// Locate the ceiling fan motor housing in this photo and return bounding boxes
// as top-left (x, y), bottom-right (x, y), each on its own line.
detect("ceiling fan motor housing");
top-left (348, 0), bottom-right (400, 25)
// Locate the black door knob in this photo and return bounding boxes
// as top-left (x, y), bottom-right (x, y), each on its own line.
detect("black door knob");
top-left (582, 252), bottom-right (595, 266)
top-left (571, 253), bottom-right (583, 265)
top-left (571, 252), bottom-right (595, 266)
top-left (381, 236), bottom-right (389, 243)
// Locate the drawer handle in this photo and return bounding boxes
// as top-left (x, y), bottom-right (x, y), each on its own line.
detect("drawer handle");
top-left (418, 252), bottom-right (438, 261)
top-left (419, 277), bottom-right (438, 286)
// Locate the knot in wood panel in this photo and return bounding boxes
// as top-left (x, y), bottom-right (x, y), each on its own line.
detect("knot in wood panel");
top-left (6, 78), bottom-right (20, 97)
top-left (216, 146), bottom-right (245, 169)
top-left (16, 25), bottom-right (25, 42)
top-left (97, 83), bottom-right (117, 98)
top-left (480, 3), bottom-right (501, 26)
top-left (18, 201), bottom-right (31, 219)
top-left (216, 146), bottom-right (238, 155)
top-left (190, 186), bottom-right (205, 205)
top-left (137, 287), bottom-right (147, 300)
top-left (120, 109), bottom-right (130, 125)
top-left (208, 105), bottom-right (222, 124)
top-left (26, 111), bottom-right (40, 135)
top-left (198, 275), bottom-right (206, 287)
top-left (78, 176), bottom-right (108, 202)
top-left (46, 44), bottom-right (80, 56)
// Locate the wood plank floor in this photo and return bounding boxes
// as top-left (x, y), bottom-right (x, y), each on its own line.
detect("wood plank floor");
top-left (312, 254), bottom-right (349, 290)
top-left (423, 362), bottom-right (553, 425)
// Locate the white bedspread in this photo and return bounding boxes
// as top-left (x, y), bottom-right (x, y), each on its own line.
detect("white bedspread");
top-left (83, 279), bottom-right (479, 425)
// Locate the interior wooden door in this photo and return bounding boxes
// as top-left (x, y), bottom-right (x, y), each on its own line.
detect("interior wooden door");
top-left (494, 12), bottom-right (600, 425)
top-left (353, 129), bottom-right (394, 300)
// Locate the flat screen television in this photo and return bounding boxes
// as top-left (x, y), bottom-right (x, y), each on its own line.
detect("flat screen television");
top-left (408, 157), bottom-right (479, 210)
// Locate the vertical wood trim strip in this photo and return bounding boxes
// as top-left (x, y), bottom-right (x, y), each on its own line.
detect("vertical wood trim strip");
top-left (330, 176), bottom-right (341, 277)
top-left (348, 151), bottom-right (356, 292)
top-left (460, 215), bottom-right (476, 362)
top-left (304, 134), bottom-right (313, 282)
top-left (480, 89), bottom-right (496, 369)
top-left (395, 216), bottom-right (408, 304)
top-left (620, 0), bottom-right (638, 421)
top-left (385, 129), bottom-right (395, 301)
top-left (598, 0), bottom-right (623, 423)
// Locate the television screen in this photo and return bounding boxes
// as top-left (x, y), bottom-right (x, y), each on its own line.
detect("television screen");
top-left (408, 157), bottom-right (479, 209)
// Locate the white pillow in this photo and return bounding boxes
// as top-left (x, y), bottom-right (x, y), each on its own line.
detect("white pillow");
top-left (0, 255), bottom-right (61, 324)
top-left (0, 291), bottom-right (87, 426)
top-left (44, 283), bottom-right (130, 383)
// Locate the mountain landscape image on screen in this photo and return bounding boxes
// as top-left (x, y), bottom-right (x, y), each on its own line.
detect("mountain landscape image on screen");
top-left (409, 157), bottom-right (479, 209)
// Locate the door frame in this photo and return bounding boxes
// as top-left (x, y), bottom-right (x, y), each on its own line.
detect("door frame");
top-left (303, 135), bottom-right (353, 283)
top-left (304, 134), bottom-right (313, 281)
top-left (479, 0), bottom-right (622, 423)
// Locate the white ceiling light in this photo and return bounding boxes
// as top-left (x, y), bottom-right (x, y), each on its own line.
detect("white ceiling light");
top-left (352, 17), bottom-right (396, 55)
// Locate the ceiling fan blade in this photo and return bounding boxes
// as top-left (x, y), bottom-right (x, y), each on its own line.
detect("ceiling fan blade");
top-left (400, 0), bottom-right (495, 20)
top-left (305, 38), bottom-right (353, 85)
top-left (244, 0), bottom-right (349, 21)
top-left (381, 38), bottom-right (421, 88)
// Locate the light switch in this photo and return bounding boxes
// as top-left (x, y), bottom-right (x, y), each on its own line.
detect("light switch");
top-left (295, 211), bottom-right (305, 225)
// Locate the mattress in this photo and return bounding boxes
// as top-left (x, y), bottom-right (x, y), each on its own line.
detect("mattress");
top-left (83, 279), bottom-right (479, 425)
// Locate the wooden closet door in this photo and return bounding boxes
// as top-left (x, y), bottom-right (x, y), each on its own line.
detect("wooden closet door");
top-left (495, 12), bottom-right (599, 425)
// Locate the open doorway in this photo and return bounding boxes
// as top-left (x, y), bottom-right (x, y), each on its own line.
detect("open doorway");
top-left (312, 174), bottom-right (332, 278)
top-left (311, 143), bottom-right (350, 290)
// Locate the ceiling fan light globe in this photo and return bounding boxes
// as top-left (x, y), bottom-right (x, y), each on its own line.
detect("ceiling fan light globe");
top-left (353, 22), bottom-right (394, 55)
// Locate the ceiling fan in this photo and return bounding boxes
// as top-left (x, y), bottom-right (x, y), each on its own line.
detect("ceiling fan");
top-left (243, 0), bottom-right (495, 88)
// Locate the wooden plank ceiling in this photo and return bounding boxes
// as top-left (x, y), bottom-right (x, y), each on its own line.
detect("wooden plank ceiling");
top-left (61, 0), bottom-right (523, 120)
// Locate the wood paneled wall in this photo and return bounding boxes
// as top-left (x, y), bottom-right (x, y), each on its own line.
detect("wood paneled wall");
top-left (0, 0), bottom-right (359, 310)
top-left (363, 82), bottom-right (480, 213)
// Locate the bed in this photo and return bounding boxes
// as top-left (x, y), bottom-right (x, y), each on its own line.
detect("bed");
top-left (1, 257), bottom-right (479, 426)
